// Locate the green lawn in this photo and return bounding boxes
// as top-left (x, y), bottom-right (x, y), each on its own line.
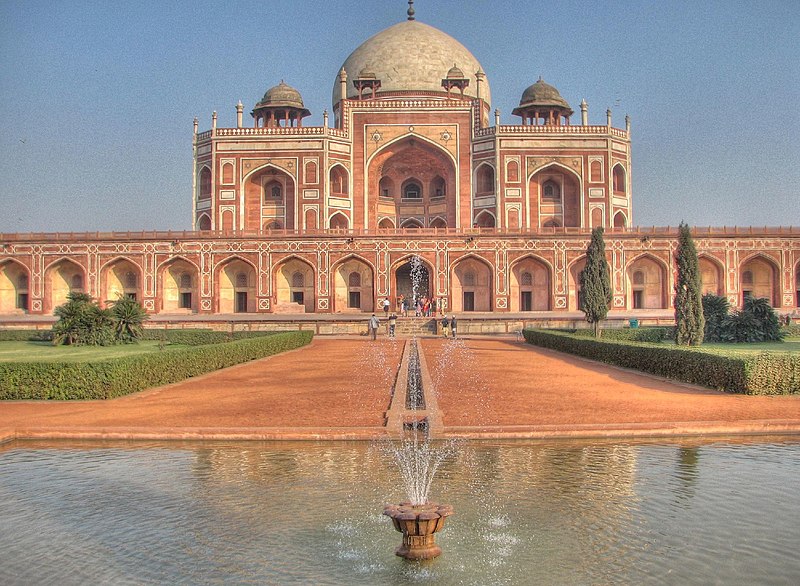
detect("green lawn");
top-left (0, 340), bottom-right (180, 363)
top-left (690, 338), bottom-right (800, 354)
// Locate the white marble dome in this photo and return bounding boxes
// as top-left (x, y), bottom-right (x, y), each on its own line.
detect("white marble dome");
top-left (332, 20), bottom-right (491, 107)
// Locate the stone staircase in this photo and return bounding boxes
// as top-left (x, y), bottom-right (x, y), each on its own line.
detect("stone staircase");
top-left (393, 317), bottom-right (438, 337)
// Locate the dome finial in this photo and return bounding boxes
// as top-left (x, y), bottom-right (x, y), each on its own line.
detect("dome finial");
top-left (407, 0), bottom-right (415, 21)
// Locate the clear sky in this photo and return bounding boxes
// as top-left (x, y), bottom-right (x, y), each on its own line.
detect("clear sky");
top-left (0, 0), bottom-right (797, 232)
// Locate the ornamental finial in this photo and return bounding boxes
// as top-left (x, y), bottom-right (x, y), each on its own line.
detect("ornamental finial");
top-left (407, 0), bottom-right (415, 21)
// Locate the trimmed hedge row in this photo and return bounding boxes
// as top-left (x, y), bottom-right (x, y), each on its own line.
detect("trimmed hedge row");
top-left (523, 329), bottom-right (800, 395)
top-left (140, 328), bottom-right (280, 346)
top-left (568, 327), bottom-right (668, 343)
top-left (0, 331), bottom-right (313, 400)
top-left (0, 329), bottom-right (53, 342)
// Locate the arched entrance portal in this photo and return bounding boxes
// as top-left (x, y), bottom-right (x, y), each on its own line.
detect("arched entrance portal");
top-left (395, 257), bottom-right (431, 310)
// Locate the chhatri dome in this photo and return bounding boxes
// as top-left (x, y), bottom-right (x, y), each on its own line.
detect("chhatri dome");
top-left (332, 4), bottom-right (491, 107)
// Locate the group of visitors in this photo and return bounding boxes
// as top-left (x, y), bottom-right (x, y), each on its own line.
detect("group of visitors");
top-left (440, 315), bottom-right (457, 338)
top-left (367, 309), bottom-right (456, 340)
top-left (393, 294), bottom-right (439, 318)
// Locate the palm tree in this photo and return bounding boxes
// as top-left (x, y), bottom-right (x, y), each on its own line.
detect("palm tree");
top-left (110, 296), bottom-right (149, 343)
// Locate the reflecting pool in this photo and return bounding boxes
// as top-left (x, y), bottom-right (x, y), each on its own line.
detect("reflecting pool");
top-left (1, 439), bottom-right (799, 585)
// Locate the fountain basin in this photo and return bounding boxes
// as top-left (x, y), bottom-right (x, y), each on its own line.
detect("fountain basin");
top-left (383, 502), bottom-right (453, 560)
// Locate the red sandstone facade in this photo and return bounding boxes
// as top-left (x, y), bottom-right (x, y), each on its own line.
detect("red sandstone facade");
top-left (1, 15), bottom-right (799, 319)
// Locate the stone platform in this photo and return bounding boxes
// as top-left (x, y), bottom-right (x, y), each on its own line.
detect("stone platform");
top-left (2, 337), bottom-right (800, 445)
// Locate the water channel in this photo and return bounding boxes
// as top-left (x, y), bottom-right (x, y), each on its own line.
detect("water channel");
top-left (1, 438), bottom-right (798, 585)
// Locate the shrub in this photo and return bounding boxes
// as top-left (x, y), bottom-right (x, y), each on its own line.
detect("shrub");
top-left (721, 297), bottom-right (784, 343)
top-left (569, 327), bottom-right (668, 343)
top-left (0, 331), bottom-right (313, 400)
top-left (0, 329), bottom-right (52, 342)
top-left (140, 329), bottom-right (279, 346)
top-left (522, 329), bottom-right (799, 394)
top-left (702, 294), bottom-right (730, 342)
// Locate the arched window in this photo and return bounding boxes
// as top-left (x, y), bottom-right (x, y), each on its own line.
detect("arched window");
top-left (124, 271), bottom-right (137, 288)
top-left (476, 165), bottom-right (495, 195)
top-left (431, 176), bottom-right (446, 198)
top-left (305, 161), bottom-right (317, 184)
top-left (330, 165), bottom-right (348, 196)
top-left (590, 160), bottom-right (602, 183)
top-left (71, 274), bottom-right (84, 290)
top-left (179, 273), bottom-right (192, 289)
top-left (348, 271), bottom-right (361, 287)
top-left (464, 271), bottom-right (476, 287)
top-left (542, 180), bottom-right (560, 202)
top-left (221, 162), bottom-right (234, 184)
top-left (430, 217), bottom-right (447, 229)
top-left (506, 160), bottom-right (519, 183)
top-left (235, 272), bottom-right (248, 288)
top-left (633, 270), bottom-right (645, 286)
top-left (613, 212), bottom-right (627, 229)
top-left (520, 272), bottom-right (533, 286)
top-left (199, 167), bottom-right (211, 200)
top-left (379, 176), bottom-right (394, 198)
top-left (291, 271), bottom-right (304, 288)
top-left (403, 181), bottom-right (422, 199)
top-left (742, 270), bottom-right (754, 285)
top-left (198, 215), bottom-right (211, 230)
top-left (264, 180), bottom-right (282, 201)
top-left (613, 165), bottom-right (626, 194)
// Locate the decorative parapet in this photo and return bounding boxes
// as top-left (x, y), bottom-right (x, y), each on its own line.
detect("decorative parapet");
top-left (475, 125), bottom-right (628, 139)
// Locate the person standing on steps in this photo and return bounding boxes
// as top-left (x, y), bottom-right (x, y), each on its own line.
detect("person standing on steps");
top-left (388, 312), bottom-right (397, 338)
top-left (450, 315), bottom-right (457, 338)
top-left (441, 315), bottom-right (450, 338)
top-left (383, 297), bottom-right (390, 316)
top-left (368, 313), bottom-right (380, 341)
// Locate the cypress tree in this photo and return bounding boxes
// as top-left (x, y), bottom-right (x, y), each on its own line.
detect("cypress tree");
top-left (674, 222), bottom-right (705, 345)
top-left (579, 227), bottom-right (612, 338)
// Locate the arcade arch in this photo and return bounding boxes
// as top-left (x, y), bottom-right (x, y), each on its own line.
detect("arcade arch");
top-left (530, 164), bottom-right (581, 228)
top-left (451, 256), bottom-right (492, 312)
top-left (159, 258), bottom-right (198, 313)
top-left (100, 258), bottom-right (141, 306)
top-left (217, 258), bottom-right (256, 313)
top-left (44, 258), bottom-right (85, 313)
top-left (627, 255), bottom-right (667, 309)
top-left (275, 257), bottom-right (315, 312)
top-left (0, 260), bottom-right (30, 314)
top-left (332, 257), bottom-right (374, 312)
top-left (739, 255), bottom-right (778, 306)
top-left (699, 256), bottom-right (724, 297)
top-left (510, 257), bottom-right (551, 311)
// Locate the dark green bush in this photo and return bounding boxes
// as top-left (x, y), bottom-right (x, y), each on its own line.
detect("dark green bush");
top-left (140, 329), bottom-right (279, 346)
top-left (0, 329), bottom-right (53, 342)
top-left (0, 331), bottom-right (313, 400)
top-left (569, 327), bottom-right (668, 343)
top-left (523, 329), bottom-right (799, 395)
top-left (781, 323), bottom-right (800, 337)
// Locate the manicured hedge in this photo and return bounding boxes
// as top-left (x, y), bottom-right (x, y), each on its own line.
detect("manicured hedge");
top-left (523, 329), bottom-right (800, 395)
top-left (568, 327), bottom-right (668, 343)
top-left (0, 331), bottom-right (313, 400)
top-left (0, 329), bottom-right (53, 342)
top-left (140, 328), bottom-right (280, 346)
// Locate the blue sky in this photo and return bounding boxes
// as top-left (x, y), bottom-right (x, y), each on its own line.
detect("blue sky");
top-left (0, 0), bottom-right (797, 232)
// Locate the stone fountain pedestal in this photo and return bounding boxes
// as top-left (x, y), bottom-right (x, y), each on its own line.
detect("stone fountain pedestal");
top-left (383, 502), bottom-right (453, 560)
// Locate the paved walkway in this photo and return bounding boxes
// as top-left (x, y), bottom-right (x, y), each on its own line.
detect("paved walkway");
top-left (1, 337), bottom-right (799, 442)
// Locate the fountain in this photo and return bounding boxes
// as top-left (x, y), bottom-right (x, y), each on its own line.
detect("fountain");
top-left (380, 255), bottom-right (456, 560)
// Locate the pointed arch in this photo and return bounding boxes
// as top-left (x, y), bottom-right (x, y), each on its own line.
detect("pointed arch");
top-left (330, 254), bottom-right (375, 312)
top-left (698, 254), bottom-right (724, 297)
top-left (274, 255), bottom-right (316, 313)
top-left (474, 162), bottom-right (495, 196)
top-left (44, 257), bottom-right (86, 313)
top-left (612, 163), bottom-right (627, 195)
top-left (400, 217), bottom-right (423, 229)
top-left (509, 254), bottom-right (552, 311)
top-left (329, 211), bottom-right (350, 230)
top-left (158, 256), bottom-right (200, 313)
top-left (429, 216), bottom-right (447, 229)
top-left (451, 254), bottom-right (493, 312)
top-left (215, 255), bottom-right (257, 313)
top-left (0, 259), bottom-right (31, 314)
top-left (613, 211), bottom-right (627, 229)
top-left (529, 161), bottom-right (583, 229)
top-left (474, 210), bottom-right (496, 228)
top-left (378, 217), bottom-right (396, 229)
top-left (242, 163), bottom-right (296, 230)
top-left (567, 255), bottom-right (588, 311)
top-left (329, 163), bottom-right (350, 197)
top-left (196, 213), bottom-right (212, 231)
top-left (626, 253), bottom-right (669, 309)
top-left (198, 165), bottom-right (212, 200)
top-left (739, 253), bottom-right (780, 306)
top-left (99, 256), bottom-right (143, 306)
top-left (392, 254), bottom-right (435, 310)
